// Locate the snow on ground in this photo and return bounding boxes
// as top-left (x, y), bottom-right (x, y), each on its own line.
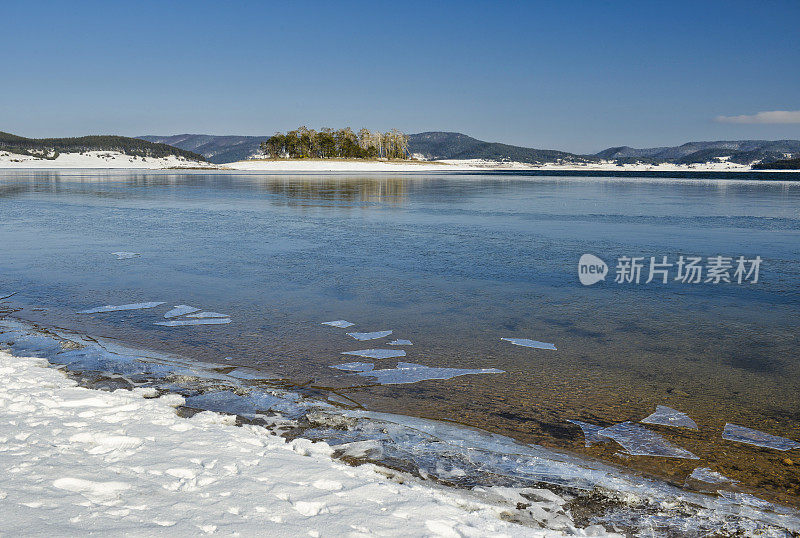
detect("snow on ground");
top-left (0, 151), bottom-right (211, 169)
top-left (222, 158), bottom-right (765, 173)
top-left (0, 350), bottom-right (600, 537)
top-left (0, 151), bottom-right (783, 172)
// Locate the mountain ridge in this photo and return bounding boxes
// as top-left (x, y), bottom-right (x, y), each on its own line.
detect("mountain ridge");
top-left (1, 131), bottom-right (206, 162)
top-left (137, 132), bottom-right (800, 166)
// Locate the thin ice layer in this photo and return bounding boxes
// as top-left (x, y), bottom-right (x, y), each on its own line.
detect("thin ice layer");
top-left (78, 302), bottom-right (165, 314)
top-left (321, 320), bottom-right (355, 328)
top-left (501, 338), bottom-right (557, 351)
top-left (155, 318), bottom-right (231, 327)
top-left (183, 390), bottom-right (283, 417)
top-left (388, 339), bottom-right (413, 346)
top-left (331, 362), bottom-right (375, 372)
top-left (163, 305), bottom-right (201, 318)
top-left (597, 422), bottom-right (698, 459)
top-left (187, 311), bottom-right (229, 319)
top-left (341, 349), bottom-right (406, 360)
top-left (346, 330), bottom-right (392, 341)
top-left (641, 405), bottom-right (698, 430)
top-left (722, 423), bottom-right (800, 451)
top-left (568, 420), bottom-right (610, 447)
top-left (688, 467), bottom-right (737, 484)
top-left (111, 251), bottom-right (140, 259)
top-left (356, 362), bottom-right (504, 385)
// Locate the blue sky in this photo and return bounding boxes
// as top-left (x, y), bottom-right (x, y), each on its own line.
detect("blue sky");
top-left (2, 0), bottom-right (798, 153)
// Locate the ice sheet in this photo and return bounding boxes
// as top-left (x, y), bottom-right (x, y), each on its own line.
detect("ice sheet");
top-left (567, 420), bottom-right (610, 447)
top-left (688, 467), bottom-right (737, 484)
top-left (355, 362), bottom-right (504, 385)
top-left (331, 362), bottom-right (375, 372)
top-left (346, 330), bottom-right (392, 341)
top-left (163, 305), bottom-right (201, 318)
top-left (78, 302), bottom-right (165, 314)
top-left (388, 339), bottom-right (413, 346)
top-left (500, 337), bottom-right (557, 351)
top-left (722, 423), bottom-right (800, 451)
top-left (597, 422), bottom-right (698, 459)
top-left (321, 320), bottom-right (355, 328)
top-left (111, 251), bottom-right (140, 259)
top-left (155, 318), bottom-right (231, 327)
top-left (183, 390), bottom-right (283, 417)
top-left (641, 405), bottom-right (698, 430)
top-left (186, 311), bottom-right (229, 319)
top-left (341, 349), bottom-right (406, 359)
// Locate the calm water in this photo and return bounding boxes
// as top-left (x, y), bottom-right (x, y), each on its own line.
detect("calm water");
top-left (1, 170), bottom-right (799, 504)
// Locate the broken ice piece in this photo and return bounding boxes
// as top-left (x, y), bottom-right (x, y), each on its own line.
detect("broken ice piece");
top-left (78, 302), bottom-right (165, 314)
top-left (346, 330), bottom-right (392, 341)
top-left (356, 362), bottom-right (504, 385)
top-left (722, 423), bottom-right (800, 451)
top-left (112, 251), bottom-right (140, 259)
top-left (388, 339), bottom-right (413, 346)
top-left (331, 362), bottom-right (375, 372)
top-left (597, 422), bottom-right (698, 459)
top-left (342, 349), bottom-right (406, 359)
top-left (155, 318), bottom-right (231, 326)
top-left (688, 467), bottom-right (737, 484)
top-left (500, 337), bottom-right (556, 350)
top-left (567, 420), bottom-right (610, 447)
top-left (187, 311), bottom-right (229, 319)
top-left (322, 320), bottom-right (355, 328)
top-left (641, 405), bottom-right (698, 430)
top-left (163, 305), bottom-right (201, 318)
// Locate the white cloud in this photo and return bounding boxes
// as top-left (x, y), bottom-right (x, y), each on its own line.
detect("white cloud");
top-left (715, 110), bottom-right (800, 124)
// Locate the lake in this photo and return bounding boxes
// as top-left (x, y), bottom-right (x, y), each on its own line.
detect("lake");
top-left (1, 169), bottom-right (799, 506)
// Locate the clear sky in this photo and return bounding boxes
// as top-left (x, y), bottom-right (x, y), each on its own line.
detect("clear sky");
top-left (2, 0), bottom-right (798, 153)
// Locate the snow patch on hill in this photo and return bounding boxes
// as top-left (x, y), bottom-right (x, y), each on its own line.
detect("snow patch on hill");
top-left (0, 150), bottom-right (210, 169)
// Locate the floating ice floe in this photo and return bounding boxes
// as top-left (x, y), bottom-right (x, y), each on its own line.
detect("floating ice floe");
top-left (388, 339), bottom-right (413, 346)
top-left (641, 405), bottom-right (698, 430)
top-left (347, 330), bottom-right (392, 341)
top-left (341, 349), bottom-right (406, 360)
top-left (111, 251), bottom-right (140, 259)
top-left (155, 318), bottom-right (231, 327)
top-left (500, 337), bottom-right (557, 351)
top-left (597, 422), bottom-right (698, 459)
top-left (688, 467), bottom-right (737, 485)
top-left (163, 305), bottom-right (201, 318)
top-left (187, 311), bottom-right (229, 319)
top-left (722, 423), bottom-right (800, 451)
top-left (322, 320), bottom-right (355, 328)
top-left (331, 362), bottom-right (375, 372)
top-left (78, 302), bottom-right (165, 314)
top-left (567, 420), bottom-right (610, 447)
top-left (346, 362), bottom-right (504, 385)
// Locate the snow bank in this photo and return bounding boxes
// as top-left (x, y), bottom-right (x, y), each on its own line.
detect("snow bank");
top-left (0, 350), bottom-right (564, 536)
top-left (221, 158), bottom-right (761, 173)
top-left (0, 150), bottom-right (210, 169)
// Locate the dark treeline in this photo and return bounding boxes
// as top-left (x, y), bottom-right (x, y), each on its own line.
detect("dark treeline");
top-left (0, 131), bottom-right (206, 161)
top-left (260, 127), bottom-right (409, 159)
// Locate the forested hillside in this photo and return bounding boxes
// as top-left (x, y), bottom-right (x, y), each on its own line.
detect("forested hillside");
top-left (0, 131), bottom-right (206, 161)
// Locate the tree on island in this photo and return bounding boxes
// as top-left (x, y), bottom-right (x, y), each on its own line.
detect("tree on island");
top-left (260, 127), bottom-right (409, 159)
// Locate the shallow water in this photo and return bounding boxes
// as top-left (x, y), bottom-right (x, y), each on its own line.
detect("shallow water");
top-left (1, 170), bottom-right (799, 506)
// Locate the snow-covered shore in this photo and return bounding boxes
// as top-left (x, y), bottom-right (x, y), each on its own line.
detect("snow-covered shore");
top-left (2, 150), bottom-right (786, 173)
top-left (0, 349), bottom-right (569, 537)
top-left (0, 150), bottom-right (211, 169)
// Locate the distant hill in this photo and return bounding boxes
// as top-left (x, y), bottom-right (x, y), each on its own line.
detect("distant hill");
top-left (139, 134), bottom-right (264, 164)
top-left (594, 140), bottom-right (800, 165)
top-left (0, 131), bottom-right (205, 161)
top-left (137, 132), bottom-right (800, 167)
top-left (407, 132), bottom-right (591, 164)
top-left (752, 157), bottom-right (800, 170)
